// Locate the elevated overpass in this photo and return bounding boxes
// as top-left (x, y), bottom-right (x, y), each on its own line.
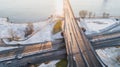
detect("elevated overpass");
top-left (0, 40), bottom-right (66, 67)
top-left (62, 0), bottom-right (106, 67)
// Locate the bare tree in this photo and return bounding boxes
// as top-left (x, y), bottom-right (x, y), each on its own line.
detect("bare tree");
top-left (79, 10), bottom-right (88, 19)
top-left (25, 23), bottom-right (34, 37)
top-left (103, 12), bottom-right (110, 18)
top-left (93, 13), bottom-right (96, 18)
top-left (52, 20), bottom-right (62, 34)
top-left (88, 12), bottom-right (92, 18)
top-left (8, 29), bottom-right (20, 41)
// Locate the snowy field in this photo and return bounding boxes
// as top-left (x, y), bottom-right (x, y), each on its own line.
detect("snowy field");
top-left (0, 18), bottom-right (57, 44)
top-left (0, 47), bottom-right (17, 51)
top-left (0, 18), bottom-right (119, 44)
top-left (79, 18), bottom-right (118, 34)
top-left (96, 47), bottom-right (120, 67)
top-left (38, 60), bottom-right (60, 67)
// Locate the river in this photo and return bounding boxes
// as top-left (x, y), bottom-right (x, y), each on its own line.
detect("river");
top-left (0, 0), bottom-right (120, 23)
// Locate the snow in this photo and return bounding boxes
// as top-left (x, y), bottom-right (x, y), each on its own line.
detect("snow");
top-left (0, 18), bottom-right (118, 44)
top-left (52, 31), bottom-right (63, 39)
top-left (52, 18), bottom-right (118, 39)
top-left (80, 18), bottom-right (117, 34)
top-left (0, 47), bottom-right (17, 51)
top-left (14, 22), bottom-right (54, 44)
top-left (38, 60), bottom-right (60, 67)
top-left (0, 17), bottom-right (9, 24)
top-left (0, 22), bottom-right (26, 39)
top-left (0, 18), bottom-right (56, 44)
top-left (96, 47), bottom-right (120, 67)
top-left (0, 19), bottom-right (50, 39)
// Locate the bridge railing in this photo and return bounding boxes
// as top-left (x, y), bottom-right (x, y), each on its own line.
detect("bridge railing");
top-left (22, 42), bottom-right (52, 54)
top-left (0, 41), bottom-right (52, 62)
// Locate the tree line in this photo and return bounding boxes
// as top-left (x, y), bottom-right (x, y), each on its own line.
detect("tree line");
top-left (79, 10), bottom-right (110, 19)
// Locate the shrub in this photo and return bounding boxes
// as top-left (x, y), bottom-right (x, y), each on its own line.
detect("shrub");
top-left (56, 59), bottom-right (68, 67)
top-left (79, 10), bottom-right (88, 19)
top-left (52, 20), bottom-right (62, 34)
top-left (25, 23), bottom-right (34, 37)
top-left (8, 29), bottom-right (20, 41)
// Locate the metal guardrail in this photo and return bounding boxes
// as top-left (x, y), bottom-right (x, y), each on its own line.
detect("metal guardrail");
top-left (0, 42), bottom-right (52, 62)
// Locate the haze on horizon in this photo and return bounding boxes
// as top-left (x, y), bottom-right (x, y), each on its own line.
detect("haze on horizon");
top-left (0, 0), bottom-right (120, 22)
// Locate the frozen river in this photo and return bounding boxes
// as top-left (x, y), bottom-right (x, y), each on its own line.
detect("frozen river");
top-left (0, 0), bottom-right (120, 22)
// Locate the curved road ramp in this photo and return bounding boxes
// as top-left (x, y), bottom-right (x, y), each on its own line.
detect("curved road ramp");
top-left (0, 41), bottom-right (66, 67)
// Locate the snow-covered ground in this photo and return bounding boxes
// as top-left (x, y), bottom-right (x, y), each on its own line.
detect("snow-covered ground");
top-left (0, 47), bottom-right (17, 51)
top-left (0, 18), bottom-right (57, 44)
top-left (1, 18), bottom-right (118, 44)
top-left (52, 31), bottom-right (63, 39)
top-left (38, 60), bottom-right (60, 67)
top-left (0, 18), bottom-right (9, 24)
top-left (79, 18), bottom-right (118, 34)
top-left (0, 20), bottom-right (50, 38)
top-left (96, 47), bottom-right (120, 67)
top-left (3, 22), bottom-right (54, 44)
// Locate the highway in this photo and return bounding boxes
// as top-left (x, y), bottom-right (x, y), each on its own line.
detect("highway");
top-left (90, 30), bottom-right (120, 49)
top-left (91, 35), bottom-right (120, 49)
top-left (0, 49), bottom-right (66, 67)
top-left (0, 40), bottom-right (66, 67)
top-left (63, 0), bottom-right (106, 67)
top-left (86, 30), bottom-right (120, 40)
